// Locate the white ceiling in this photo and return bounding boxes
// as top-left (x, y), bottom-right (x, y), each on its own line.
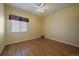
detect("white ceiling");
top-left (7, 3), bottom-right (78, 16)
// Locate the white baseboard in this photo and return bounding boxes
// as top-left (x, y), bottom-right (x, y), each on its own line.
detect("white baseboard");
top-left (45, 36), bottom-right (79, 48)
top-left (6, 36), bottom-right (41, 45)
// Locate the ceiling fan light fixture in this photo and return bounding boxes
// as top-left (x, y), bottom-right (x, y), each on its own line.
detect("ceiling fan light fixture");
top-left (35, 6), bottom-right (48, 13)
top-left (34, 3), bottom-right (48, 13)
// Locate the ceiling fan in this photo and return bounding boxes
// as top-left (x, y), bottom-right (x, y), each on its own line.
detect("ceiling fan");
top-left (34, 3), bottom-right (48, 13)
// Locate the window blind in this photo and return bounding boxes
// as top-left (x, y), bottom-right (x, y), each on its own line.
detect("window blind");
top-left (9, 14), bottom-right (29, 22)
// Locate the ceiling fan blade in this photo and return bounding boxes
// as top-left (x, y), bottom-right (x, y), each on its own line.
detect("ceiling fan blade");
top-left (33, 3), bottom-right (46, 9)
top-left (33, 5), bottom-right (39, 8)
top-left (40, 3), bottom-right (45, 7)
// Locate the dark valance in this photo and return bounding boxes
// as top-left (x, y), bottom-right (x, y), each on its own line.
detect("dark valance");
top-left (9, 14), bottom-right (29, 22)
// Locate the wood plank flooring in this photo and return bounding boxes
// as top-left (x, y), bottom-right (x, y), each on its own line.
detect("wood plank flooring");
top-left (1, 38), bottom-right (79, 56)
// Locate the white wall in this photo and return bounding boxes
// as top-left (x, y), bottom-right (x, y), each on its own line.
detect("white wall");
top-left (5, 5), bottom-right (43, 44)
top-left (43, 5), bottom-right (79, 47)
top-left (0, 4), bottom-right (5, 54)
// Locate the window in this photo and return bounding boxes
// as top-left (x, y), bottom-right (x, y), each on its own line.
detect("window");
top-left (9, 14), bottom-right (29, 32)
top-left (11, 20), bottom-right (20, 32)
top-left (21, 21), bottom-right (27, 32)
top-left (11, 20), bottom-right (28, 32)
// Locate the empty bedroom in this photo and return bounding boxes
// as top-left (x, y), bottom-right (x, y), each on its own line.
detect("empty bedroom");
top-left (0, 3), bottom-right (79, 56)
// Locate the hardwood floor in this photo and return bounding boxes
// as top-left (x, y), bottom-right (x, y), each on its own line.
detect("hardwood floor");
top-left (1, 38), bottom-right (79, 56)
